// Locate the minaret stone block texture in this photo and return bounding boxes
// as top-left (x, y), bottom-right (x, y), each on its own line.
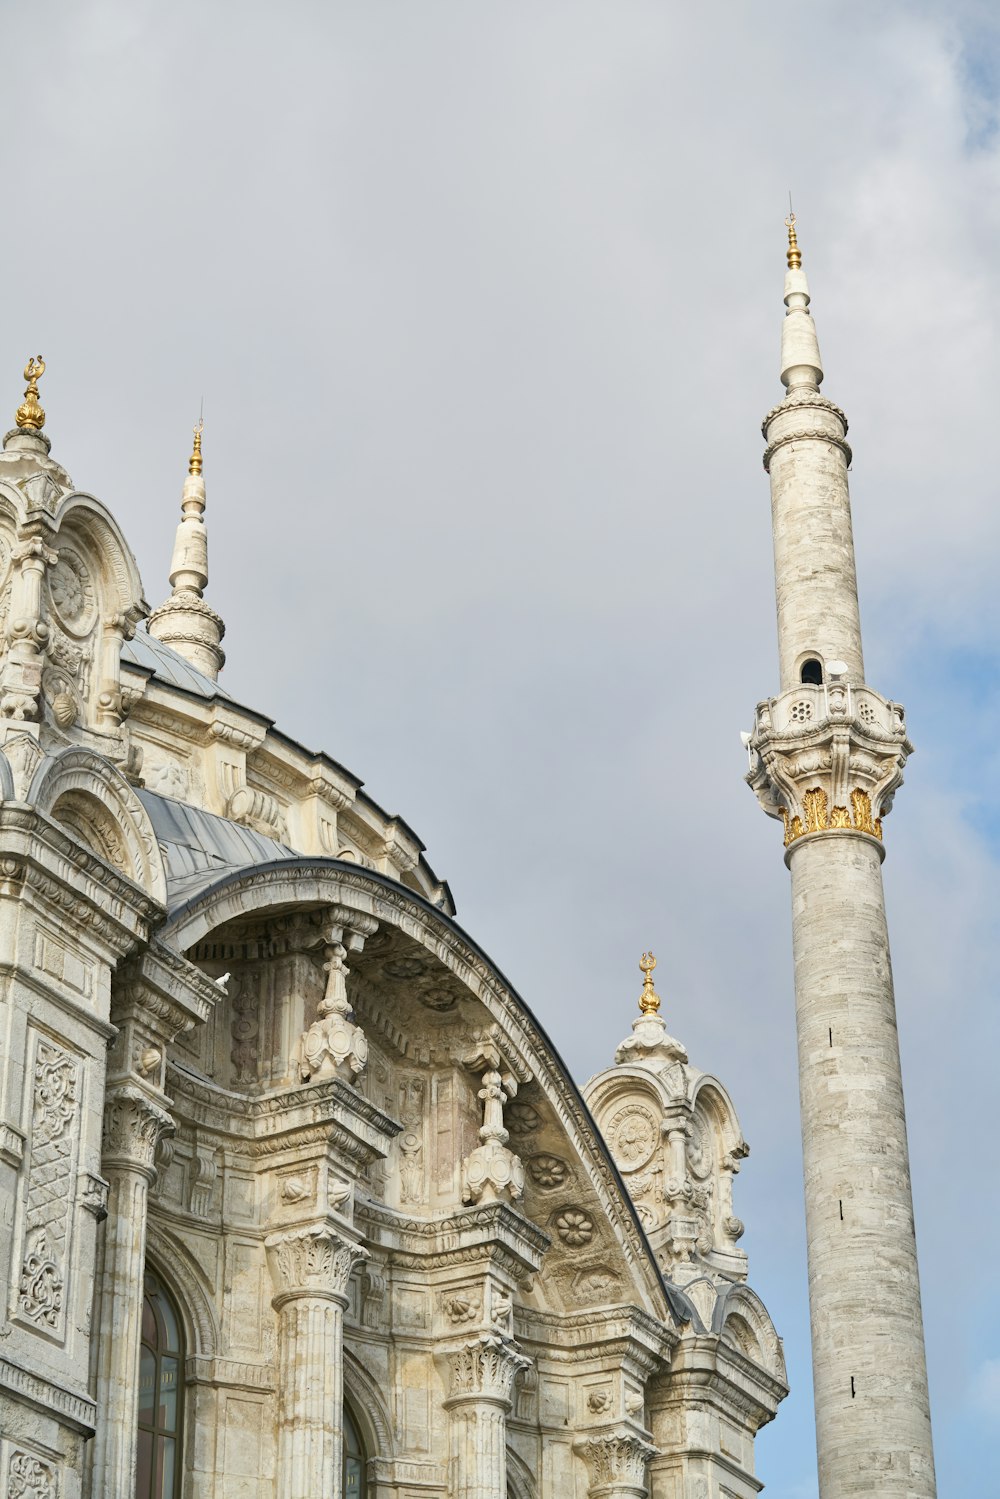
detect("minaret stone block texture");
top-left (746, 217), bottom-right (936, 1498)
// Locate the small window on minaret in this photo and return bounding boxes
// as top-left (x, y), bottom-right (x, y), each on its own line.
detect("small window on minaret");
top-left (801, 658), bottom-right (823, 685)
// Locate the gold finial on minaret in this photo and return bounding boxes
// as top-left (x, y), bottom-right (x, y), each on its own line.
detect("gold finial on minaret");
top-left (15, 356), bottom-right (46, 432)
top-left (189, 417), bottom-right (204, 476)
top-left (785, 211), bottom-right (802, 271)
top-left (638, 951), bottom-right (661, 1016)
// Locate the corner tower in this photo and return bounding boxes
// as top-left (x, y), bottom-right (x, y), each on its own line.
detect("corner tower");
top-left (746, 218), bottom-right (935, 1497)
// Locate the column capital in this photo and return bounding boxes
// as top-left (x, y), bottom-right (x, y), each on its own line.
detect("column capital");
top-left (444, 1334), bottom-right (531, 1410)
top-left (574, 1428), bottom-right (659, 1499)
top-left (102, 1085), bottom-right (174, 1180)
top-left (746, 682), bottom-right (912, 854)
top-left (265, 1222), bottom-right (368, 1309)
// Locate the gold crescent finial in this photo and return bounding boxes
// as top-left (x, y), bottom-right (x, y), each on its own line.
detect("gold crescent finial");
top-left (785, 212), bottom-right (802, 271)
top-left (15, 355), bottom-right (46, 432)
top-left (189, 416), bottom-right (204, 476)
top-left (638, 950), bottom-right (661, 1016)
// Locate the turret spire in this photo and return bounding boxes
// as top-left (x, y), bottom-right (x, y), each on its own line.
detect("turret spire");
top-left (147, 419), bottom-right (226, 681)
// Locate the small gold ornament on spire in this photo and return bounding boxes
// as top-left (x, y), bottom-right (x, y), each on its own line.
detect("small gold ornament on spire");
top-left (189, 417), bottom-right (204, 476)
top-left (785, 211), bottom-right (802, 271)
top-left (15, 356), bottom-right (46, 432)
top-left (638, 951), bottom-right (661, 1016)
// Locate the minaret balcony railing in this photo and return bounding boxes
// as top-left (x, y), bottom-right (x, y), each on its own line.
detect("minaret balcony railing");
top-left (746, 682), bottom-right (912, 856)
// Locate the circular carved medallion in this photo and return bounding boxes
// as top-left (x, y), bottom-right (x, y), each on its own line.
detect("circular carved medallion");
top-left (605, 1103), bottom-right (658, 1172)
top-left (49, 549), bottom-right (96, 636)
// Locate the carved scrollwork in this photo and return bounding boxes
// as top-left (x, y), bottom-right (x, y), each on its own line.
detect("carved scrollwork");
top-left (7, 1449), bottom-right (59, 1499)
top-left (102, 1087), bottom-right (174, 1178)
top-left (574, 1429), bottom-right (658, 1495)
top-left (446, 1334), bottom-right (530, 1406)
top-left (265, 1224), bottom-right (368, 1308)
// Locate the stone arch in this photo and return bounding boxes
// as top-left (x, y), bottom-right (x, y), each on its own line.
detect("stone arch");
top-left (28, 746), bottom-right (166, 901)
top-left (689, 1076), bottom-right (745, 1158)
top-left (52, 491), bottom-right (145, 620)
top-left (144, 1219), bottom-right (220, 1359)
top-left (506, 1446), bottom-right (537, 1499)
top-left (713, 1283), bottom-right (786, 1383)
top-left (161, 860), bottom-right (675, 1325)
top-left (0, 748), bottom-right (15, 803)
top-left (342, 1344), bottom-right (395, 1461)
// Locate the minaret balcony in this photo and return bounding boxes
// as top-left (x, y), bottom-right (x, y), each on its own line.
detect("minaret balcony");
top-left (746, 682), bottom-right (913, 855)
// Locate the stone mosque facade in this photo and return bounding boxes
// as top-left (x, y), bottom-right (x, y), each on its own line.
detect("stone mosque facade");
top-left (0, 223), bottom-right (934, 1499)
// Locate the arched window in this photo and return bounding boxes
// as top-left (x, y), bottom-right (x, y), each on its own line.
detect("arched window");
top-left (344, 1400), bottom-right (367, 1498)
top-left (136, 1272), bottom-right (184, 1499)
top-left (800, 657), bottom-right (824, 685)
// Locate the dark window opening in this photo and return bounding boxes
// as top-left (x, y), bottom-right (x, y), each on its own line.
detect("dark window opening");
top-left (136, 1272), bottom-right (184, 1499)
top-left (800, 658), bottom-right (823, 685)
top-left (344, 1401), bottom-right (367, 1497)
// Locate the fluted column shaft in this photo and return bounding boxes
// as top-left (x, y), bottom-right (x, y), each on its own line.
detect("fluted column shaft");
top-left (789, 834), bottom-right (935, 1498)
top-left (444, 1336), bottom-right (529, 1499)
top-left (91, 1089), bottom-right (173, 1499)
top-left (266, 1224), bottom-right (367, 1499)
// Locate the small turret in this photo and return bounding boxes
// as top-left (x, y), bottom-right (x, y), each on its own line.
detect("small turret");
top-left (148, 421), bottom-right (225, 681)
top-left (583, 952), bottom-right (749, 1287)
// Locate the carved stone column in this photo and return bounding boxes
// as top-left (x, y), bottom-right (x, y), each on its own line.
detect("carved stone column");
top-left (90, 1086), bottom-right (174, 1498)
top-left (444, 1334), bottom-right (530, 1499)
top-left (575, 1429), bottom-right (658, 1499)
top-left (265, 1223), bottom-right (368, 1499)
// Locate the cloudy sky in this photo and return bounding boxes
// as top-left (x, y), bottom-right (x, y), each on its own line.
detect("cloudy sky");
top-left (5, 3), bottom-right (999, 1493)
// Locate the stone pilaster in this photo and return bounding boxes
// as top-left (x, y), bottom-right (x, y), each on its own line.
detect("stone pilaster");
top-left (443, 1334), bottom-right (530, 1499)
top-left (90, 1086), bottom-right (173, 1499)
top-left (265, 1224), bottom-right (368, 1499)
top-left (576, 1429), bottom-right (658, 1499)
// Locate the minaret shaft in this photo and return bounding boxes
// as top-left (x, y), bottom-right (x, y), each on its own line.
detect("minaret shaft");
top-left (789, 836), bottom-right (934, 1497)
top-left (749, 222), bottom-right (935, 1498)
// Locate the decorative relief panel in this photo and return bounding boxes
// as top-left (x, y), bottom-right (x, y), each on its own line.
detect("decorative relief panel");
top-left (16, 1036), bottom-right (80, 1338)
top-left (398, 1076), bottom-right (426, 1205)
top-left (6, 1447), bottom-right (59, 1499)
top-left (605, 1103), bottom-right (658, 1173)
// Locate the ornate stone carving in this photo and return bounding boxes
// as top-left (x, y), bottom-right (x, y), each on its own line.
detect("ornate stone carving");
top-left (101, 1087), bottom-right (174, 1178)
top-left (447, 1334), bottom-right (530, 1407)
top-left (443, 1292), bottom-right (482, 1325)
top-left (265, 1224), bottom-right (368, 1307)
top-left (554, 1208), bottom-right (595, 1248)
top-left (575, 1430), bottom-right (658, 1497)
top-left (17, 1038), bottom-right (80, 1334)
top-left (7, 1449), bottom-right (59, 1499)
top-left (298, 943), bottom-right (368, 1084)
top-left (360, 1265), bottom-right (386, 1329)
top-left (231, 971), bottom-right (260, 1085)
top-left (398, 1075), bottom-right (425, 1205)
top-left (461, 1069), bottom-right (524, 1206)
top-left (80, 1171), bottom-right (110, 1221)
top-left (605, 1103), bottom-right (658, 1172)
top-left (747, 682), bottom-right (911, 850)
top-left (526, 1153), bottom-right (569, 1189)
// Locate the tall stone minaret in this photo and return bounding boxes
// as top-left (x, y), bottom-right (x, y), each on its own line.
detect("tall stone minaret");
top-left (746, 218), bottom-right (936, 1499)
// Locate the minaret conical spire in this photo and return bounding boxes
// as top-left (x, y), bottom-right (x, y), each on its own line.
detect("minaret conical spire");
top-left (747, 221), bottom-right (936, 1498)
top-left (147, 420), bottom-right (226, 681)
